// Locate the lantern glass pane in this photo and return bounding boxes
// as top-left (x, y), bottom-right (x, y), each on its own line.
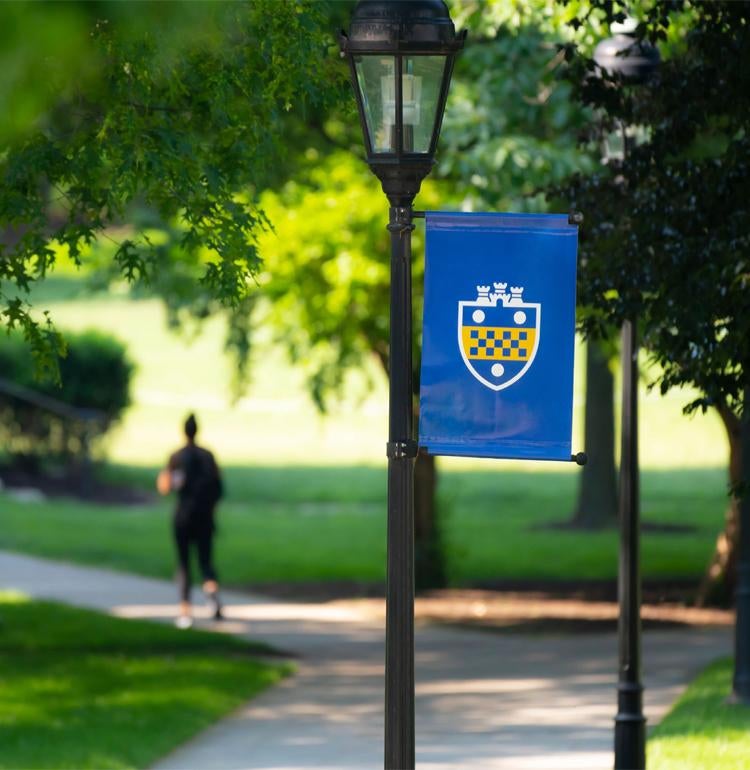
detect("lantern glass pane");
top-left (402, 56), bottom-right (446, 153)
top-left (601, 124), bottom-right (650, 163)
top-left (355, 55), bottom-right (397, 153)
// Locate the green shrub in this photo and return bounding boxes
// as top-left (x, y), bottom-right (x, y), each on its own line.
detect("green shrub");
top-left (0, 330), bottom-right (134, 463)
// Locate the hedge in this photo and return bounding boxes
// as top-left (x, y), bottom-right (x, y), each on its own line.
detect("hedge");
top-left (0, 330), bottom-right (133, 463)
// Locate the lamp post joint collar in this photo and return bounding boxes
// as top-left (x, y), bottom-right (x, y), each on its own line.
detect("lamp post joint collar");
top-left (386, 440), bottom-right (419, 459)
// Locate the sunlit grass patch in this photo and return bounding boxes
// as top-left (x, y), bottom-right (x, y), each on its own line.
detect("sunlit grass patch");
top-left (0, 594), bottom-right (289, 769)
top-left (648, 658), bottom-right (750, 770)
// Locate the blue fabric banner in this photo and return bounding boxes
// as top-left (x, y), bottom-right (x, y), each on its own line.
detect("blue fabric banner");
top-left (418, 212), bottom-right (579, 461)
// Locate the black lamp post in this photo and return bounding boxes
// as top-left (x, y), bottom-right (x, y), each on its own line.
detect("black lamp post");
top-left (735, 385), bottom-right (750, 704)
top-left (340, 3), bottom-right (464, 768)
top-left (594, 21), bottom-right (659, 770)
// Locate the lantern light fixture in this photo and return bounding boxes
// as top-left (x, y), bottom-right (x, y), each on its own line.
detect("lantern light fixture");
top-left (340, 0), bottom-right (466, 206)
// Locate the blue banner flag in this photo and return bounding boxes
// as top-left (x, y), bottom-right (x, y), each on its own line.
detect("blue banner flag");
top-left (418, 212), bottom-right (579, 461)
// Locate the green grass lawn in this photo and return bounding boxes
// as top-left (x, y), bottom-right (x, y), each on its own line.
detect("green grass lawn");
top-left (649, 658), bottom-right (750, 770)
top-left (0, 278), bottom-right (731, 588)
top-left (0, 464), bottom-right (727, 586)
top-left (0, 592), bottom-right (289, 770)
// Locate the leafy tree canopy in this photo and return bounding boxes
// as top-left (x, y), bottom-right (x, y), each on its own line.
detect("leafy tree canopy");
top-left (557, 0), bottom-right (750, 413)
top-left (257, 150), bottom-right (439, 409)
top-left (256, 0), bottom-right (610, 408)
top-left (0, 0), bottom-right (344, 379)
top-left (439, 0), bottom-right (597, 210)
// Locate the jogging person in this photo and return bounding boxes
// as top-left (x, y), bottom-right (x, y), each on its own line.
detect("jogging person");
top-left (157, 413), bottom-right (224, 628)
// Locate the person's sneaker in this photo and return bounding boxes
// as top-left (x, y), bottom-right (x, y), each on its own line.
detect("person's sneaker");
top-left (206, 592), bottom-right (223, 621)
top-left (204, 591), bottom-right (224, 620)
top-left (175, 615), bottom-right (193, 630)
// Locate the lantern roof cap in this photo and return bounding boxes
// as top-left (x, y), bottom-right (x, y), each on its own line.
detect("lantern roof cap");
top-left (594, 22), bottom-right (660, 83)
top-left (340, 0), bottom-right (466, 54)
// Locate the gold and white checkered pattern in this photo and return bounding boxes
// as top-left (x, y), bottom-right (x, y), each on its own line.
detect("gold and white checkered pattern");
top-left (461, 326), bottom-right (536, 361)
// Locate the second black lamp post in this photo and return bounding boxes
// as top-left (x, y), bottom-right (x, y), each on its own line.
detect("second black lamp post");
top-left (340, 2), bottom-right (465, 768)
top-left (594, 22), bottom-right (659, 770)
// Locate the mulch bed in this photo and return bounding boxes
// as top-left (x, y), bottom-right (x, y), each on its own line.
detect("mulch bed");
top-left (0, 465), bottom-right (153, 505)
top-left (244, 577), bottom-right (700, 605)
top-left (240, 580), bottom-right (733, 633)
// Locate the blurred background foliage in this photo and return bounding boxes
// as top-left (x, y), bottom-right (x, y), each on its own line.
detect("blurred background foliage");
top-left (0, 0), bottom-right (740, 595)
top-left (0, 0), bottom-right (342, 379)
top-left (551, 0), bottom-right (750, 603)
top-left (0, 329), bottom-right (132, 465)
top-left (0, 0), bottom-right (628, 385)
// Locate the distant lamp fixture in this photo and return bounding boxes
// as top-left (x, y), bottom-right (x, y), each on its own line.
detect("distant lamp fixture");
top-left (594, 18), bottom-right (660, 163)
top-left (593, 18), bottom-right (660, 83)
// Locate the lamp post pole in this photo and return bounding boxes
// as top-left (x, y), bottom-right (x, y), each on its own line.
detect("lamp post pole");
top-left (385, 202), bottom-right (416, 768)
top-left (593, 23), bottom-right (659, 770)
top-left (339, 4), bottom-right (464, 767)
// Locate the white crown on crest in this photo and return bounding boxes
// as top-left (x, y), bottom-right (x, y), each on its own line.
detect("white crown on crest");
top-left (475, 285), bottom-right (493, 305)
top-left (473, 282), bottom-right (527, 306)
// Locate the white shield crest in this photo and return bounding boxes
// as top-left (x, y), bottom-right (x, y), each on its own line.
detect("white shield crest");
top-left (458, 282), bottom-right (541, 391)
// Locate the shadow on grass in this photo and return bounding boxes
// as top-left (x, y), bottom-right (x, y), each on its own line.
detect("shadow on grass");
top-left (101, 462), bottom-right (727, 508)
top-left (442, 617), bottom-right (692, 635)
top-left (0, 597), bottom-right (276, 657)
top-left (1, 463), bottom-right (727, 589)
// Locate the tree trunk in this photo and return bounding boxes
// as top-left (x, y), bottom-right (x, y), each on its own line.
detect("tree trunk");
top-left (696, 404), bottom-right (742, 607)
top-left (571, 338), bottom-right (618, 528)
top-left (414, 448), bottom-right (446, 590)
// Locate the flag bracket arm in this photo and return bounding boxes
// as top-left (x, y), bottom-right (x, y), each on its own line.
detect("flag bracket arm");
top-left (569, 211), bottom-right (584, 226)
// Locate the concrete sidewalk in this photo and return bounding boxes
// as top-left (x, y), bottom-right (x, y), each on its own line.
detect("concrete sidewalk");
top-left (0, 550), bottom-right (731, 770)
